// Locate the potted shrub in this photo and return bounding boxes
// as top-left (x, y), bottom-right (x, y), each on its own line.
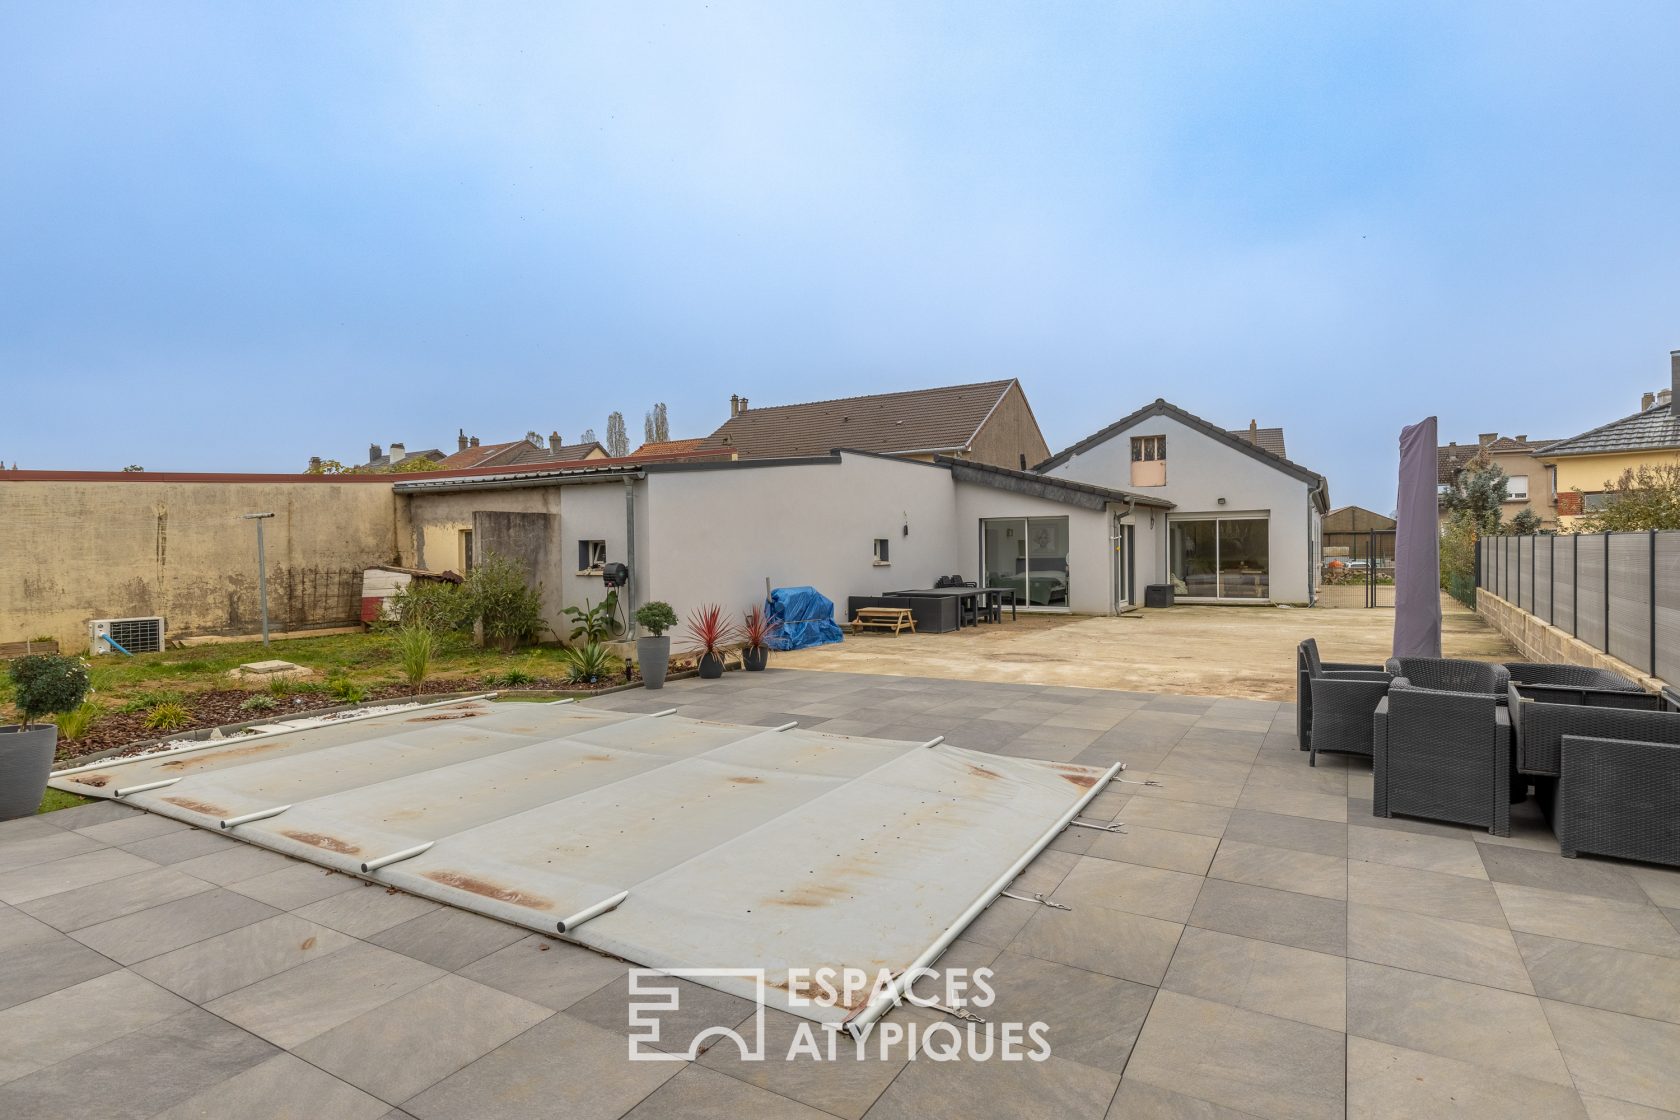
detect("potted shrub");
top-left (634, 601), bottom-right (678, 690)
top-left (2, 654), bottom-right (90, 820)
top-left (684, 604), bottom-right (735, 680)
top-left (740, 604), bottom-right (779, 672)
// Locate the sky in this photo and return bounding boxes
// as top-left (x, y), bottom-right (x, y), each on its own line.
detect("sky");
top-left (2, 2), bottom-right (1677, 510)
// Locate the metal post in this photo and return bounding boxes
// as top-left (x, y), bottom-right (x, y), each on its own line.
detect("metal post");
top-left (1605, 532), bottom-right (1612, 655)
top-left (243, 512), bottom-right (275, 648)
top-left (1572, 532), bottom-right (1578, 637)
top-left (1651, 529), bottom-right (1659, 676)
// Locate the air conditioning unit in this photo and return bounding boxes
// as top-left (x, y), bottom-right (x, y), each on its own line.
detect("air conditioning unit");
top-left (89, 616), bottom-right (166, 655)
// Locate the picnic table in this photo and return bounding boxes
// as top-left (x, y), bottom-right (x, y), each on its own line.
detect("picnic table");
top-left (850, 606), bottom-right (917, 636)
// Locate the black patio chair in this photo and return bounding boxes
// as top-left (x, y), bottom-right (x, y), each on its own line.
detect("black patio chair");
top-left (1373, 682), bottom-right (1511, 836)
top-left (1551, 732), bottom-right (1680, 866)
top-left (1505, 662), bottom-right (1642, 692)
top-left (1295, 639), bottom-right (1388, 753)
top-left (1384, 657), bottom-right (1509, 697)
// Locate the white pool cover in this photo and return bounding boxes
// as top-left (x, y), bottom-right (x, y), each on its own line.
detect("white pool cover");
top-left (51, 697), bottom-right (1118, 1029)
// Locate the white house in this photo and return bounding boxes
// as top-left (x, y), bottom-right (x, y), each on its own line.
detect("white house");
top-left (1037, 399), bottom-right (1330, 605)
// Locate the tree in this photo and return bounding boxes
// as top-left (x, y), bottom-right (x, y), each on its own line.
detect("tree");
top-left (579, 427), bottom-right (597, 445)
top-left (1504, 509), bottom-right (1543, 535)
top-left (1440, 454), bottom-right (1509, 535)
top-left (388, 456), bottom-right (441, 474)
top-left (1575, 463), bottom-right (1680, 532)
top-left (605, 412), bottom-right (629, 457)
top-left (121, 464), bottom-right (144, 472)
top-left (305, 458), bottom-right (350, 475)
top-left (644, 402), bottom-right (669, 444)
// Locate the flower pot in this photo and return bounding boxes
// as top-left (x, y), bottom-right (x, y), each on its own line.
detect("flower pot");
top-left (637, 635), bottom-right (672, 690)
top-left (698, 651), bottom-right (725, 679)
top-left (0, 724), bottom-right (57, 821)
top-left (742, 646), bottom-right (769, 672)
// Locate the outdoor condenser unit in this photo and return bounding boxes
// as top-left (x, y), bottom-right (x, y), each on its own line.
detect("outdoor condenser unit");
top-left (89, 616), bottom-right (166, 655)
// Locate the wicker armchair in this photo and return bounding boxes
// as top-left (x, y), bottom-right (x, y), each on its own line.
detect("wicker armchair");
top-left (1373, 684), bottom-right (1511, 836)
top-left (1385, 657), bottom-right (1509, 696)
top-left (1552, 734), bottom-right (1680, 866)
top-left (1507, 683), bottom-right (1673, 777)
top-left (1505, 662), bottom-right (1642, 692)
top-left (1296, 639), bottom-right (1388, 753)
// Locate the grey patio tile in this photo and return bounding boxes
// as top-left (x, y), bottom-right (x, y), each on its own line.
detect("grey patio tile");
top-left (1477, 845), bottom-right (1648, 903)
top-left (1347, 859), bottom-right (1508, 927)
top-left (295, 973), bottom-right (553, 1104)
top-left (1222, 807), bottom-right (1346, 857)
top-left (1087, 824), bottom-right (1219, 875)
top-left (1008, 847), bottom-right (1079, 897)
top-left (403, 1013), bottom-right (679, 1120)
top-left (70, 887), bottom-right (279, 965)
top-left (1347, 903), bottom-right (1533, 994)
top-left (1187, 878), bottom-right (1346, 955)
top-left (982, 950), bottom-right (1155, 1076)
top-left (1009, 900), bottom-right (1182, 986)
top-left (17, 866), bottom-right (215, 931)
top-left (73, 812), bottom-right (187, 846)
top-left (1079, 787), bottom-right (1129, 820)
top-left (40, 800), bottom-right (143, 830)
top-left (1131, 771), bottom-right (1245, 809)
top-left (1580, 1096), bottom-right (1680, 1119)
top-left (569, 972), bottom-right (758, 1057)
top-left (700, 1007), bottom-right (907, 1120)
top-left (150, 1052), bottom-right (390, 1120)
top-left (1346, 960), bottom-right (1572, 1086)
top-left (1124, 990), bottom-right (1343, 1120)
top-left (992, 738), bottom-right (1085, 762)
top-left (1545, 999), bottom-right (1680, 1113)
top-left (1349, 825), bottom-right (1489, 879)
top-left (0, 933), bottom-right (120, 1010)
top-left (626, 1065), bottom-right (831, 1120)
top-left (1113, 797), bottom-right (1231, 838)
top-left (1106, 1079), bottom-right (1265, 1119)
top-left (120, 826), bottom-right (242, 865)
top-left (1208, 839), bottom-right (1347, 900)
top-left (0, 969), bottom-right (190, 1084)
top-left (0, 815), bottom-right (64, 843)
top-left (0, 903), bottom-right (62, 952)
top-left (458, 934), bottom-right (627, 1012)
top-left (1348, 795), bottom-right (1480, 837)
top-left (171, 843), bottom-right (297, 885)
top-left (958, 895), bottom-right (1039, 949)
top-left (1495, 883), bottom-right (1680, 958)
top-left (0, 846), bottom-right (157, 904)
top-left (1161, 925), bottom-right (1345, 1032)
top-left (1016, 723), bottom-right (1105, 748)
top-left (1346, 1035), bottom-right (1588, 1120)
top-left (0, 1007), bottom-right (275, 1120)
top-left (369, 905), bottom-right (527, 971)
top-left (226, 863), bottom-right (361, 910)
top-left (862, 1037), bottom-right (1118, 1120)
top-left (1044, 823), bottom-right (1099, 855)
top-left (1233, 783), bottom-right (1347, 824)
top-left (132, 912), bottom-right (357, 1004)
top-left (1626, 866), bottom-right (1680, 910)
top-left (293, 881), bottom-right (442, 937)
top-left (1045, 709), bottom-right (1128, 731)
top-left (1050, 855), bottom-right (1204, 922)
top-left (1518, 932), bottom-right (1680, 1025)
top-left (205, 941), bottom-right (445, 1049)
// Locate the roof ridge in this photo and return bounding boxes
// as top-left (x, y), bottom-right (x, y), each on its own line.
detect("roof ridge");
top-left (1542, 405), bottom-right (1665, 454)
top-left (721, 379), bottom-right (1014, 416)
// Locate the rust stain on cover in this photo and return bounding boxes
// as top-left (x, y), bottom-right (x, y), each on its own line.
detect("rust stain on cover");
top-left (1059, 772), bottom-right (1097, 789)
top-left (71, 774), bottom-right (110, 788)
top-left (282, 830), bottom-right (362, 856)
top-left (160, 741), bottom-right (289, 770)
top-left (409, 709), bottom-right (482, 722)
top-left (422, 870), bottom-right (555, 911)
top-left (728, 775), bottom-right (764, 785)
top-left (967, 764), bottom-right (1002, 780)
top-left (162, 796), bottom-right (229, 816)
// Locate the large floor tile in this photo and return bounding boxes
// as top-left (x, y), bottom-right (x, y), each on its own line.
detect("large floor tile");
top-left (982, 950), bottom-right (1156, 1075)
top-left (1348, 904), bottom-right (1533, 993)
top-left (1124, 990), bottom-right (1343, 1120)
top-left (1106, 1079), bottom-right (1265, 1119)
top-left (1346, 1035), bottom-right (1587, 1119)
top-left (69, 887), bottom-right (279, 965)
top-left (205, 941), bottom-right (445, 1048)
top-left (226, 863), bottom-right (362, 910)
top-left (120, 827), bottom-right (242, 865)
top-left (1545, 1000), bottom-right (1680, 1113)
top-left (39, 801), bottom-right (141, 830)
top-left (0, 970), bottom-right (191, 1084)
top-left (1050, 856), bottom-right (1204, 922)
top-left (150, 1052), bottom-right (389, 1120)
top-left (132, 912), bottom-right (356, 1003)
top-left (1187, 878), bottom-right (1346, 955)
top-left (1009, 900), bottom-right (1183, 986)
top-left (700, 1008), bottom-right (907, 1120)
top-left (1347, 860), bottom-right (1508, 927)
top-left (1221, 808), bottom-right (1347, 857)
top-left (1495, 883), bottom-right (1680, 958)
top-left (369, 906), bottom-right (527, 971)
top-left (458, 934), bottom-right (626, 1012)
top-left (1088, 824), bottom-right (1220, 875)
top-left (626, 1065), bottom-right (831, 1120)
top-left (862, 1037), bottom-right (1119, 1120)
top-left (1132, 772), bottom-right (1246, 809)
top-left (73, 813), bottom-right (186, 847)
top-left (1346, 960), bottom-right (1572, 1086)
top-left (1349, 827), bottom-right (1488, 879)
top-left (292, 881), bottom-right (442, 937)
top-left (0, 934), bottom-right (120, 1010)
top-left (0, 847), bottom-right (157, 905)
top-left (1519, 932), bottom-right (1680, 1024)
top-left (568, 971), bottom-right (759, 1058)
top-left (1113, 797), bottom-right (1232, 838)
top-left (0, 904), bottom-right (61, 953)
top-left (1234, 783), bottom-right (1347, 824)
top-left (1478, 845), bottom-right (1648, 903)
top-left (1580, 1096), bottom-right (1680, 1119)
top-left (1161, 925), bottom-right (1344, 1031)
top-left (171, 844), bottom-right (296, 885)
top-left (1208, 839), bottom-right (1347, 900)
top-left (17, 866), bottom-right (215, 932)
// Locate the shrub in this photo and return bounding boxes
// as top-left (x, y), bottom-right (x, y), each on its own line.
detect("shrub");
top-left (239, 694), bottom-right (279, 713)
top-left (564, 591), bottom-right (622, 645)
top-left (489, 667), bottom-right (536, 687)
top-left (327, 677), bottom-right (367, 704)
top-left (121, 689), bottom-right (183, 713)
top-left (268, 676), bottom-right (297, 698)
top-left (386, 578), bottom-right (472, 635)
top-left (53, 702), bottom-right (101, 741)
top-left (142, 701), bottom-right (193, 733)
top-left (683, 604), bottom-right (736, 657)
top-left (394, 625), bottom-right (438, 689)
top-left (465, 553), bottom-right (546, 649)
top-left (740, 604), bottom-right (779, 650)
top-left (7, 655), bottom-right (92, 728)
top-left (634, 601), bottom-right (678, 637)
top-left (556, 642), bottom-right (623, 684)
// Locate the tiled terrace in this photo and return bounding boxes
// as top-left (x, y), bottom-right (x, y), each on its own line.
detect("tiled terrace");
top-left (2, 669), bottom-right (1678, 1119)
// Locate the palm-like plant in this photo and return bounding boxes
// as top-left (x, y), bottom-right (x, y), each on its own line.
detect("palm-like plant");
top-left (556, 642), bottom-right (624, 684)
top-left (740, 604), bottom-right (779, 651)
top-left (683, 604), bottom-right (736, 659)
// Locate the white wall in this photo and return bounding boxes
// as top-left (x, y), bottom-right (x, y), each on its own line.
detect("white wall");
top-left (639, 454), bottom-right (961, 626)
top-left (951, 483), bottom-right (1119, 614)
top-left (1043, 411), bottom-right (1320, 603)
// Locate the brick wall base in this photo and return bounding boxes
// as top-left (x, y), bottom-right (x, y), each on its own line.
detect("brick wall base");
top-left (1476, 589), bottom-right (1663, 691)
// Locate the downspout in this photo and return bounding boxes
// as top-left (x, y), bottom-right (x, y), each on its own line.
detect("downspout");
top-left (1307, 480), bottom-right (1323, 607)
top-left (624, 476), bottom-right (638, 638)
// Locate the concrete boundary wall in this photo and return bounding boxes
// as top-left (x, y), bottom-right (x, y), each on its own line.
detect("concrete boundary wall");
top-left (1476, 589), bottom-right (1663, 691)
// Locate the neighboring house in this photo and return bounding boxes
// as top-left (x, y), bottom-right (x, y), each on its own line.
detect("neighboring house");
top-left (695, 380), bottom-right (1051, 471)
top-left (629, 438), bottom-right (707, 459)
top-left (1541, 353), bottom-right (1680, 529)
top-left (353, 441), bottom-right (446, 472)
top-left (1436, 434), bottom-right (1559, 530)
top-left (1322, 505), bottom-right (1396, 569)
top-left (1036, 399), bottom-right (1330, 605)
top-left (432, 430), bottom-right (608, 471)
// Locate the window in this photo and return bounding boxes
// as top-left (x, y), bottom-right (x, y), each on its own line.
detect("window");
top-left (1583, 492), bottom-right (1611, 512)
top-left (578, 539), bottom-right (606, 573)
top-left (1506, 474), bottom-right (1529, 501)
top-left (980, 517), bottom-right (1070, 608)
top-left (1169, 516), bottom-right (1270, 600)
top-left (1131, 435), bottom-right (1165, 462)
top-left (459, 530), bottom-right (474, 574)
top-left (872, 538), bottom-right (890, 565)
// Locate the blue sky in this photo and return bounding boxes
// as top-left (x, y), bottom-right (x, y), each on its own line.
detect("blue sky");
top-left (2, 2), bottom-right (1676, 509)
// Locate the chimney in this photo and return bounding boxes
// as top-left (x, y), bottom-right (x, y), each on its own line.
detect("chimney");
top-left (550, 431), bottom-right (562, 450)
top-left (1478, 433), bottom-right (1497, 448)
top-left (1514, 434), bottom-right (1527, 442)
top-left (368, 443), bottom-right (382, 463)
top-left (457, 429), bottom-right (469, 452)
top-left (389, 442), bottom-right (405, 462)
top-left (470, 436), bottom-right (480, 448)
top-left (1643, 392), bottom-right (1656, 411)
top-left (1672, 350), bottom-right (1680, 418)
top-left (730, 393), bottom-right (740, 417)
top-left (741, 397), bottom-right (748, 413)
top-left (1247, 419), bottom-right (1258, 444)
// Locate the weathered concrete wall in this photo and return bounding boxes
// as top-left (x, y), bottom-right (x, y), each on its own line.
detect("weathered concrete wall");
top-left (966, 383), bottom-right (1052, 470)
top-left (1476, 588), bottom-right (1662, 690)
top-left (0, 477), bottom-right (400, 650)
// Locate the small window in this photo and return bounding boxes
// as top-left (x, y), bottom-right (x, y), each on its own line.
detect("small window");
top-left (459, 530), bottom-right (474, 574)
top-left (578, 539), bottom-right (607, 572)
top-left (872, 538), bottom-right (890, 565)
top-left (1506, 474), bottom-right (1529, 501)
top-left (1583, 492), bottom-right (1611, 512)
top-left (1131, 435), bottom-right (1165, 462)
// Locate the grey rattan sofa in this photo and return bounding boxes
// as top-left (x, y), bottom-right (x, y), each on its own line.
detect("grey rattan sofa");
top-left (1507, 683), bottom-right (1671, 778)
top-left (1551, 733), bottom-right (1680, 866)
top-left (1504, 662), bottom-right (1641, 691)
top-left (1384, 657), bottom-right (1509, 696)
top-left (1373, 683), bottom-right (1512, 836)
top-left (1296, 639), bottom-right (1388, 754)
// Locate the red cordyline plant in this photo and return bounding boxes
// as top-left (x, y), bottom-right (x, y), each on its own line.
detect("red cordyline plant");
top-left (683, 604), bottom-right (737, 657)
top-left (740, 604), bottom-right (779, 651)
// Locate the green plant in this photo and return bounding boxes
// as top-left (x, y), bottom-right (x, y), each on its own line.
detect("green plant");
top-left (489, 667), bottom-right (536, 687)
top-left (52, 702), bottom-right (101, 741)
top-left (564, 591), bottom-right (622, 645)
top-left (556, 642), bottom-right (624, 684)
top-left (240, 694), bottom-right (279, 713)
top-left (465, 553), bottom-right (547, 650)
top-left (7, 655), bottom-right (92, 728)
top-left (1575, 463), bottom-right (1680, 532)
top-left (683, 604), bottom-right (736, 658)
top-left (634, 601), bottom-right (678, 637)
top-left (386, 578), bottom-right (472, 635)
top-left (268, 676), bottom-right (297, 698)
top-left (394, 624), bottom-right (438, 688)
top-left (121, 689), bottom-right (183, 713)
top-left (142, 701), bottom-right (193, 733)
top-left (327, 677), bottom-right (367, 703)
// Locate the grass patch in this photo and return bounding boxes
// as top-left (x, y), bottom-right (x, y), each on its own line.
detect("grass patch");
top-left (38, 787), bottom-right (92, 814)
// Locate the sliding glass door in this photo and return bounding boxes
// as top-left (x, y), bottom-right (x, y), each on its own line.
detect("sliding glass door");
top-left (1169, 516), bottom-right (1269, 600)
top-left (981, 517), bottom-right (1070, 609)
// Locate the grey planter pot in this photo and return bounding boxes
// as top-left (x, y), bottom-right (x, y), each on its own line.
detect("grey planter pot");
top-left (637, 635), bottom-right (672, 690)
top-left (698, 652), bottom-right (725, 679)
top-left (0, 724), bottom-right (57, 821)
top-left (743, 646), bottom-right (769, 672)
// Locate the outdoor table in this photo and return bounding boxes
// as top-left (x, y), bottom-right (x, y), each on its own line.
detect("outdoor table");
top-left (890, 587), bottom-right (981, 628)
top-left (982, 587), bottom-right (1018, 622)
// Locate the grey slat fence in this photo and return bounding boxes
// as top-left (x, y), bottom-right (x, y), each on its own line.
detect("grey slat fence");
top-left (1478, 531), bottom-right (1680, 680)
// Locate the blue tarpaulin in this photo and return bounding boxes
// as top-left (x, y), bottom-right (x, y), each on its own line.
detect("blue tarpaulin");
top-left (765, 586), bottom-right (844, 651)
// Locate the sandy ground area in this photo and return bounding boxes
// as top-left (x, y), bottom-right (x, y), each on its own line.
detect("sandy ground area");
top-left (776, 592), bottom-right (1515, 701)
